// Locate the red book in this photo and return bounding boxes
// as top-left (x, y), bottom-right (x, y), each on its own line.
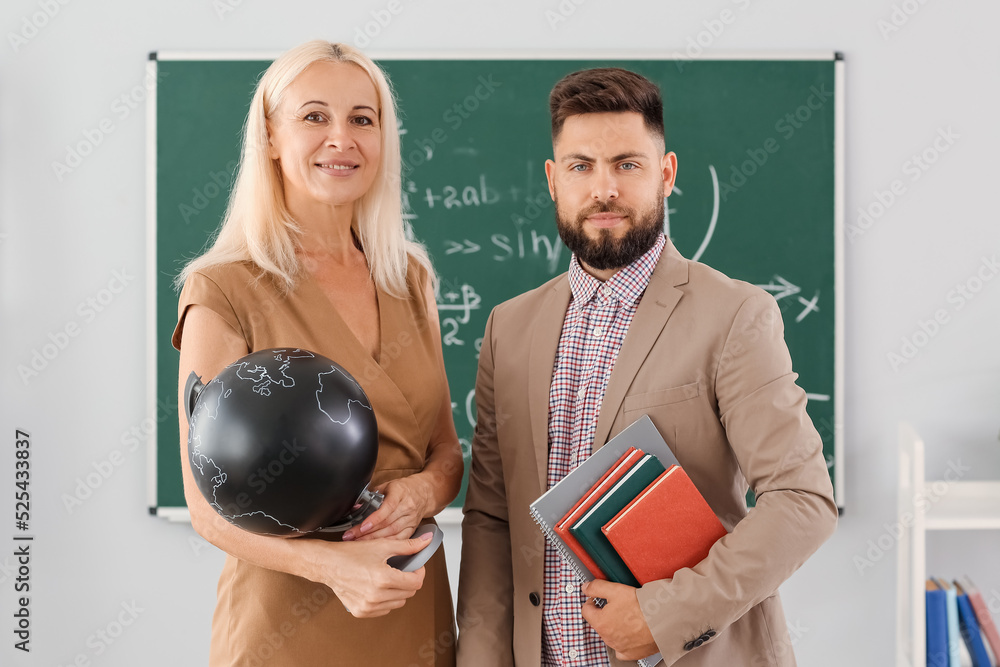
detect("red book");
top-left (553, 447), bottom-right (644, 580)
top-left (601, 465), bottom-right (727, 585)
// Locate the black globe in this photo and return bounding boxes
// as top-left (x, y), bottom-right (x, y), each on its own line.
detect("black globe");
top-left (185, 348), bottom-right (378, 536)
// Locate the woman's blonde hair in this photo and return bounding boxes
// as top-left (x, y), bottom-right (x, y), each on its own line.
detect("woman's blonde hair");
top-left (176, 40), bottom-right (431, 297)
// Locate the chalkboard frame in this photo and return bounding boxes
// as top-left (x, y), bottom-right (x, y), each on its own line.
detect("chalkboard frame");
top-left (146, 51), bottom-right (845, 523)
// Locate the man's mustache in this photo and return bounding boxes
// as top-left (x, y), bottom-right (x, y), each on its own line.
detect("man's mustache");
top-left (575, 201), bottom-right (635, 222)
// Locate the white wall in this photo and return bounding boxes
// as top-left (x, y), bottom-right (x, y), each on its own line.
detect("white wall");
top-left (2, 1), bottom-right (999, 665)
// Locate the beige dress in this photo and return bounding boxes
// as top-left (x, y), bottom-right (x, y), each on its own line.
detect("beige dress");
top-left (172, 258), bottom-right (456, 667)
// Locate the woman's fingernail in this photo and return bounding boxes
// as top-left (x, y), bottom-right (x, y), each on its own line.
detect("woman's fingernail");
top-left (420, 532), bottom-right (432, 541)
top-left (359, 522), bottom-right (373, 533)
top-left (342, 532), bottom-right (354, 541)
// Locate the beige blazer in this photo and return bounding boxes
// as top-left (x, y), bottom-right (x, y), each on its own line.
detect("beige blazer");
top-left (456, 238), bottom-right (837, 666)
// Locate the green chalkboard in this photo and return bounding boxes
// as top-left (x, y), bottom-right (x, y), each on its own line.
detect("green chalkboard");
top-left (149, 54), bottom-right (843, 518)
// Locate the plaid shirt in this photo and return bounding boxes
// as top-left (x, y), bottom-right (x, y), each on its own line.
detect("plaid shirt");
top-left (541, 234), bottom-right (666, 666)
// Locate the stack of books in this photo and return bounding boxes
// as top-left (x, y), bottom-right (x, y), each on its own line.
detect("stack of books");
top-left (926, 576), bottom-right (1000, 667)
top-left (531, 416), bottom-right (727, 588)
top-left (529, 417), bottom-right (729, 667)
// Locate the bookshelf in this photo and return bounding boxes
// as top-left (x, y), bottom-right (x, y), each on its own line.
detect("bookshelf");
top-left (896, 422), bottom-right (1000, 666)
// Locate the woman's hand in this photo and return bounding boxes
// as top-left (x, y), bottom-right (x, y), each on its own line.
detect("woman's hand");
top-left (318, 532), bottom-right (433, 618)
top-left (342, 475), bottom-right (434, 542)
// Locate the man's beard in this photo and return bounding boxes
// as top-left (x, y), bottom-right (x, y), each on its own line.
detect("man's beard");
top-left (555, 190), bottom-right (664, 271)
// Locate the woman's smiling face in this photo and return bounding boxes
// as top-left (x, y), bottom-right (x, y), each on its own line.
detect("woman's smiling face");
top-left (267, 61), bottom-right (382, 215)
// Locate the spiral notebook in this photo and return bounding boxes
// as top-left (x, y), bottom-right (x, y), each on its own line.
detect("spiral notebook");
top-left (529, 415), bottom-right (678, 667)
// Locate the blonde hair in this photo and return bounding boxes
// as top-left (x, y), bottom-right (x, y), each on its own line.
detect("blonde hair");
top-left (176, 40), bottom-right (431, 297)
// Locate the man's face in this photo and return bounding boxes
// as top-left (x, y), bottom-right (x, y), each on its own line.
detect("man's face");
top-left (545, 112), bottom-right (677, 272)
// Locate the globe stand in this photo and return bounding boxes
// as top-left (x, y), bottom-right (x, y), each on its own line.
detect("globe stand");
top-left (317, 487), bottom-right (386, 533)
top-left (318, 487), bottom-right (444, 573)
top-left (386, 523), bottom-right (445, 572)
top-left (184, 371), bottom-right (205, 422)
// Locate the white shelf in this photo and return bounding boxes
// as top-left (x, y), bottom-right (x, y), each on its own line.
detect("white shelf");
top-left (895, 423), bottom-right (1000, 667)
top-left (926, 481), bottom-right (1000, 530)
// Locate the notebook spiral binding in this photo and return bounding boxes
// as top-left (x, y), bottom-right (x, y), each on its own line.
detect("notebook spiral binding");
top-left (529, 506), bottom-right (593, 583)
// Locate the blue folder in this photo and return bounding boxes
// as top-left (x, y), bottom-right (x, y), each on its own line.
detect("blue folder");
top-left (926, 584), bottom-right (949, 667)
top-left (956, 589), bottom-right (992, 667)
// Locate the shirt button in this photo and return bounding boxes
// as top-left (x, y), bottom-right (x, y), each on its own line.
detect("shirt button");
top-left (568, 649), bottom-right (579, 659)
top-left (592, 326), bottom-right (603, 338)
top-left (565, 584), bottom-right (576, 594)
top-left (602, 284), bottom-right (612, 296)
top-left (577, 387), bottom-right (586, 399)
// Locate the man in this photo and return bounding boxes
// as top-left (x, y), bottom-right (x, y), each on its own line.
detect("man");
top-left (456, 67), bottom-right (837, 667)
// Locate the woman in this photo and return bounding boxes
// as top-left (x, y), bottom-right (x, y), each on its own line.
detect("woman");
top-left (172, 40), bottom-right (463, 666)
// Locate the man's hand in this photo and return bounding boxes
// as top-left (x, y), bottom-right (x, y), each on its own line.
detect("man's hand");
top-left (581, 580), bottom-right (659, 661)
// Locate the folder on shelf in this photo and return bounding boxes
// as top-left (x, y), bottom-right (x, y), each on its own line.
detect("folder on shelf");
top-left (927, 579), bottom-right (950, 667)
top-left (954, 580), bottom-right (992, 667)
top-left (603, 465), bottom-right (728, 585)
top-left (930, 577), bottom-right (961, 667)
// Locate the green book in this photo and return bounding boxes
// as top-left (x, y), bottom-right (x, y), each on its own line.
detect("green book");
top-left (569, 453), bottom-right (666, 587)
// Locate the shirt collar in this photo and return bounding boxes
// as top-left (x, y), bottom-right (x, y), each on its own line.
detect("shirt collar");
top-left (568, 233), bottom-right (666, 308)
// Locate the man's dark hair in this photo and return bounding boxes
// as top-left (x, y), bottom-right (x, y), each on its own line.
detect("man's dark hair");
top-left (548, 67), bottom-right (664, 143)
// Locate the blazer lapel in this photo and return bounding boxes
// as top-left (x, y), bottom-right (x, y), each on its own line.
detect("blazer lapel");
top-left (527, 278), bottom-right (572, 494)
top-left (592, 239), bottom-right (690, 450)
